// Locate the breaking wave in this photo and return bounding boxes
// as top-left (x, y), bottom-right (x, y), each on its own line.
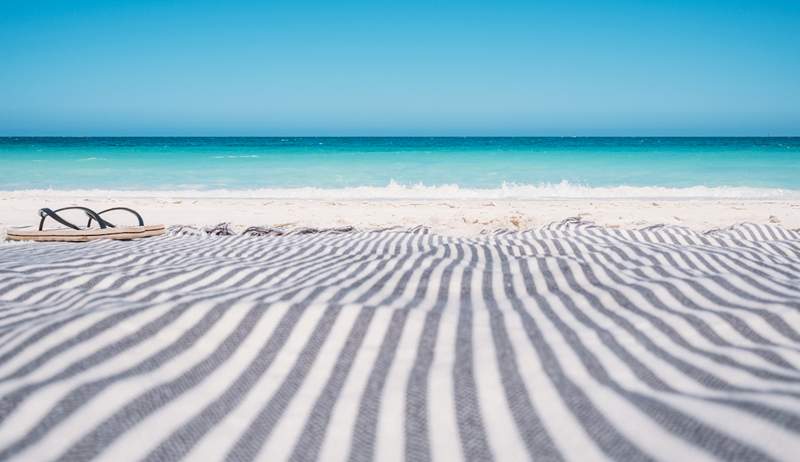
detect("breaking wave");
top-left (6, 180), bottom-right (800, 199)
top-left (211, 155), bottom-right (260, 159)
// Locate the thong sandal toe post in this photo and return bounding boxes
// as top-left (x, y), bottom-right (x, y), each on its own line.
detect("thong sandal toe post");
top-left (6, 207), bottom-right (165, 242)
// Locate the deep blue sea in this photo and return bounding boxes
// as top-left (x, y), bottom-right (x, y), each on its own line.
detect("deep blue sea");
top-left (1, 137), bottom-right (799, 198)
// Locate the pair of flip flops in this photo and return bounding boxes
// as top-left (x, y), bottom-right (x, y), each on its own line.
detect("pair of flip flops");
top-left (6, 207), bottom-right (165, 242)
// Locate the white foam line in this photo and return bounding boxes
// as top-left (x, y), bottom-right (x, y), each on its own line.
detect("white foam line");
top-left (4, 180), bottom-right (800, 200)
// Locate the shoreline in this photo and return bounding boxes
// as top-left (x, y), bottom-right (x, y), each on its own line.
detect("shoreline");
top-left (2, 193), bottom-right (799, 236)
top-left (2, 183), bottom-right (799, 200)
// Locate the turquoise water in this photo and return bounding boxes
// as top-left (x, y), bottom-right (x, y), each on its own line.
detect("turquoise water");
top-left (1, 137), bottom-right (799, 198)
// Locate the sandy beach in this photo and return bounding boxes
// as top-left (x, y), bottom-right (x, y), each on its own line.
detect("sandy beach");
top-left (2, 193), bottom-right (799, 237)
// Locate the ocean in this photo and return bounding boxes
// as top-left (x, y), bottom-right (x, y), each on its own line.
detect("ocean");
top-left (1, 137), bottom-right (799, 199)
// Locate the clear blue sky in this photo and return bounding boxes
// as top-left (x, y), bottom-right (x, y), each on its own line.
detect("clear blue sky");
top-left (1, 0), bottom-right (798, 135)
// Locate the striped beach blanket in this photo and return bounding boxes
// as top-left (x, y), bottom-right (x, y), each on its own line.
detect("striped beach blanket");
top-left (1, 221), bottom-right (799, 461)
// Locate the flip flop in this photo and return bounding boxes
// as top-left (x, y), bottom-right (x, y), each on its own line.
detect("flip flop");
top-left (6, 207), bottom-right (166, 242)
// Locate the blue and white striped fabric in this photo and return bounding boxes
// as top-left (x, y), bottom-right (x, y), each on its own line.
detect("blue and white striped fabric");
top-left (1, 221), bottom-right (799, 461)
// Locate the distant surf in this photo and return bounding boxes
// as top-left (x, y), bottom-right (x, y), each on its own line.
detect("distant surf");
top-left (7, 181), bottom-right (799, 200)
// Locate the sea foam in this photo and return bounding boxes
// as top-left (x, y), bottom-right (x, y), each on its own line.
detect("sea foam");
top-left (6, 180), bottom-right (800, 200)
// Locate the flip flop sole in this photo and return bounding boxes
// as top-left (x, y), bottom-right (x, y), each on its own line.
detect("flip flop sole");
top-left (7, 225), bottom-right (166, 242)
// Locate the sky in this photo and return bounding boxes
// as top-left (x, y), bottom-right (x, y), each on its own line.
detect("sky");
top-left (1, 0), bottom-right (799, 136)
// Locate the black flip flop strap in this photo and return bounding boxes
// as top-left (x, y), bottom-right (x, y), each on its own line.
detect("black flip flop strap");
top-left (38, 207), bottom-right (110, 231)
top-left (86, 207), bottom-right (145, 228)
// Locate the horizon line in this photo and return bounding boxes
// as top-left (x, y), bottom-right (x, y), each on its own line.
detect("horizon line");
top-left (2, 134), bottom-right (800, 139)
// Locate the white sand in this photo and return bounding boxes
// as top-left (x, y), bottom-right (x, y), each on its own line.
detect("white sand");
top-left (2, 192), bottom-right (799, 236)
